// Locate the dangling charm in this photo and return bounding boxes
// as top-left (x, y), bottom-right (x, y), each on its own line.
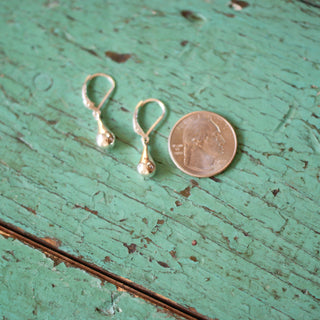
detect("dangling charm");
top-left (82, 73), bottom-right (116, 148)
top-left (137, 137), bottom-right (156, 176)
top-left (133, 98), bottom-right (166, 177)
top-left (94, 110), bottom-right (115, 147)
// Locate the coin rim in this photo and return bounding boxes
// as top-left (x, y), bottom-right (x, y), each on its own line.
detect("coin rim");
top-left (168, 111), bottom-right (237, 178)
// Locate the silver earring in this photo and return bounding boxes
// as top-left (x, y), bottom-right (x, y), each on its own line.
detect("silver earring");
top-left (133, 98), bottom-right (166, 177)
top-left (82, 73), bottom-right (116, 148)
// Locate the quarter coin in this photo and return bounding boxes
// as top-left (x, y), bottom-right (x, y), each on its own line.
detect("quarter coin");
top-left (168, 111), bottom-right (237, 177)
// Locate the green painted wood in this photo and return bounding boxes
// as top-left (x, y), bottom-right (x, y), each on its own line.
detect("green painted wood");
top-left (0, 235), bottom-right (179, 319)
top-left (0, 0), bottom-right (319, 319)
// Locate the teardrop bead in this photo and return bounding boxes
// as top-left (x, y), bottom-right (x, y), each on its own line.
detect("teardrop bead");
top-left (96, 117), bottom-right (115, 148)
top-left (137, 143), bottom-right (156, 177)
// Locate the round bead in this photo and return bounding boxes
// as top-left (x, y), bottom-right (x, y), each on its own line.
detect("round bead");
top-left (137, 161), bottom-right (156, 177)
top-left (96, 133), bottom-right (115, 148)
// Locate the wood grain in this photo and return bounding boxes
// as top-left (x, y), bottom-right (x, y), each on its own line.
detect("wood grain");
top-left (0, 0), bottom-right (319, 319)
top-left (0, 234), bottom-right (180, 319)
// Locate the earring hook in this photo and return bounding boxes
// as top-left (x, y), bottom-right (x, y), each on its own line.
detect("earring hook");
top-left (82, 73), bottom-right (115, 116)
top-left (133, 98), bottom-right (166, 144)
top-left (133, 98), bottom-right (166, 177)
top-left (82, 73), bottom-right (116, 148)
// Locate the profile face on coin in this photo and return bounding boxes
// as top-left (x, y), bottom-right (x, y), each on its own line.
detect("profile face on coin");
top-left (168, 111), bottom-right (237, 177)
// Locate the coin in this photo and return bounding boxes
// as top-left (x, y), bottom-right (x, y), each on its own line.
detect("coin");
top-left (168, 111), bottom-right (237, 177)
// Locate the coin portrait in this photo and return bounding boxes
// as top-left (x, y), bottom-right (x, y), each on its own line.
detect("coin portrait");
top-left (168, 111), bottom-right (237, 177)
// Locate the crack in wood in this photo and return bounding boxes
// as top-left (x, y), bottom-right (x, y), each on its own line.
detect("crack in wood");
top-left (0, 221), bottom-right (209, 320)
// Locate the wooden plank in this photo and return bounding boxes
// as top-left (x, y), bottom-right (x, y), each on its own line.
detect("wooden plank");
top-left (0, 0), bottom-right (319, 319)
top-left (0, 222), bottom-right (206, 320)
top-left (0, 234), bottom-right (179, 319)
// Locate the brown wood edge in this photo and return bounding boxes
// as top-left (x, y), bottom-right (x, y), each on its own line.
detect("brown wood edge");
top-left (0, 220), bottom-right (211, 320)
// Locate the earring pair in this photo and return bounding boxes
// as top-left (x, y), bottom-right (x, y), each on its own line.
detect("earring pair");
top-left (82, 73), bottom-right (166, 177)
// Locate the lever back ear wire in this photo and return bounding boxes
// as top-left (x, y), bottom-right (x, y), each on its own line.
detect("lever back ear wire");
top-left (82, 73), bottom-right (116, 148)
top-left (133, 98), bottom-right (166, 177)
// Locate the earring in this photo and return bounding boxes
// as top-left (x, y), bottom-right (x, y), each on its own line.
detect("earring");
top-left (133, 98), bottom-right (166, 177)
top-left (82, 73), bottom-right (116, 148)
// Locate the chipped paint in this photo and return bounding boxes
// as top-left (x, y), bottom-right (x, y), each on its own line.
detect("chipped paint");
top-left (0, 0), bottom-right (319, 319)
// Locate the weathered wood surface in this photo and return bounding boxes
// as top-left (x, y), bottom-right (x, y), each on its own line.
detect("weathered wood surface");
top-left (0, 235), bottom-right (178, 319)
top-left (0, 0), bottom-right (319, 319)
